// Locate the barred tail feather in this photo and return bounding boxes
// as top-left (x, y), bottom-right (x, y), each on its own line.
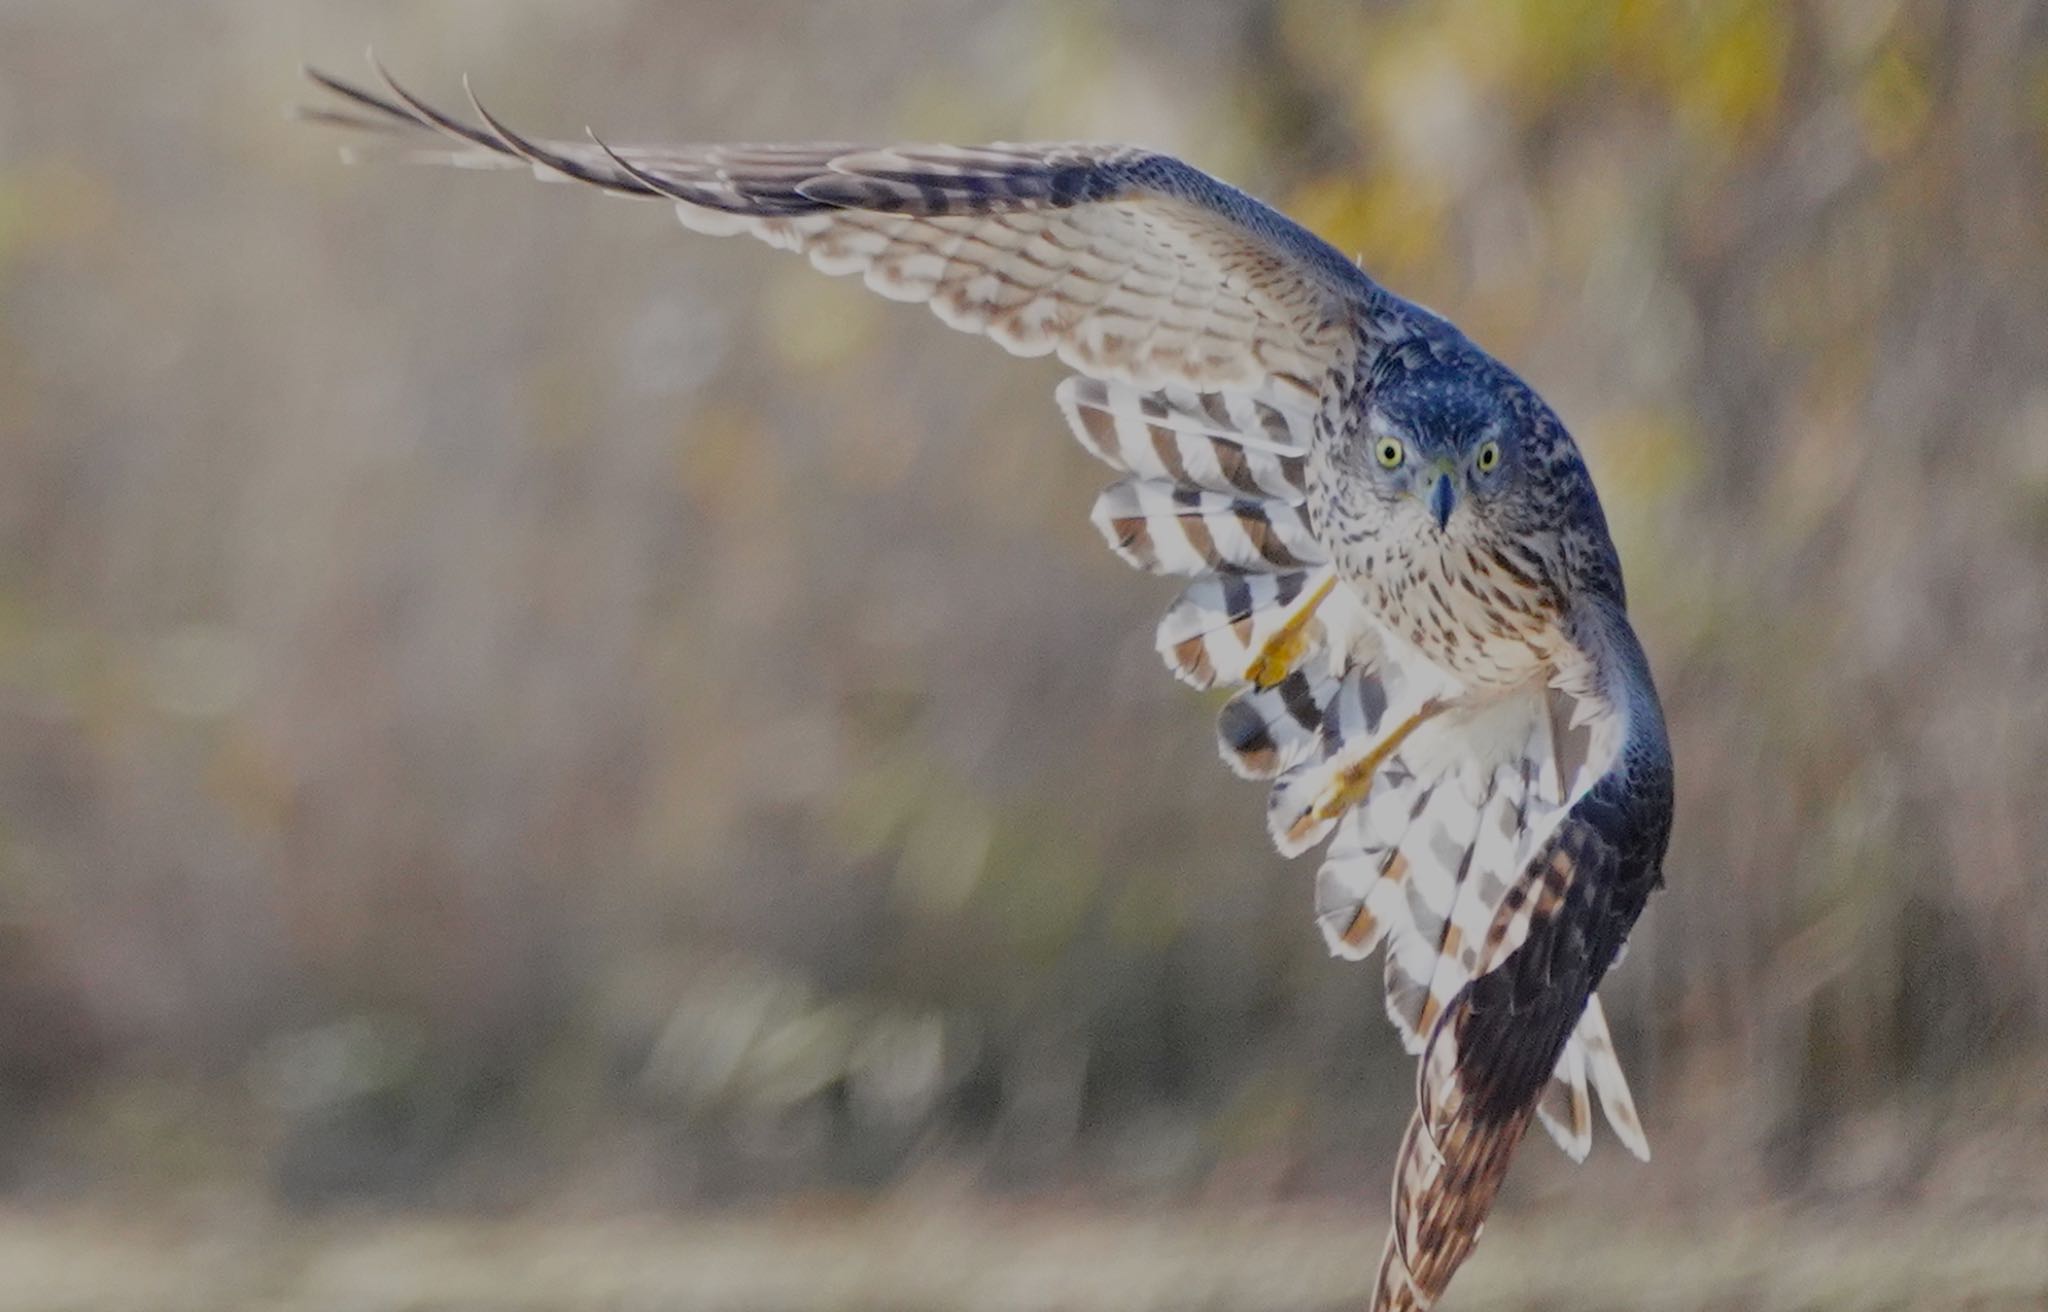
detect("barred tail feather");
top-left (1523, 996), bottom-right (1650, 1163)
top-left (1374, 1021), bottom-right (1535, 1312)
top-left (1533, 1026), bottom-right (1593, 1163)
top-left (1575, 995), bottom-right (1650, 1161)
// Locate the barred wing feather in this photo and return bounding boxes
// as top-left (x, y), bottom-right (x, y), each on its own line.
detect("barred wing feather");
top-left (302, 61), bottom-right (1380, 397)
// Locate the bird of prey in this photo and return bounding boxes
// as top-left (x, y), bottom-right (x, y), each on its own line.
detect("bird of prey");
top-left (304, 59), bottom-right (1674, 1311)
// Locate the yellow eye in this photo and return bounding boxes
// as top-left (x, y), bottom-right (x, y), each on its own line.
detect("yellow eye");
top-left (1374, 437), bottom-right (1405, 469)
top-left (1475, 440), bottom-right (1502, 473)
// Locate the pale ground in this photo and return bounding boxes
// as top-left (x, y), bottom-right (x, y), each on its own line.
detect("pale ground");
top-left (4, 1201), bottom-right (2046, 1312)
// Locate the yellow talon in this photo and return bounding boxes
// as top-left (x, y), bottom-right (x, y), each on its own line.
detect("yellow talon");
top-left (1247, 573), bottom-right (1339, 689)
top-left (1313, 700), bottom-right (1446, 822)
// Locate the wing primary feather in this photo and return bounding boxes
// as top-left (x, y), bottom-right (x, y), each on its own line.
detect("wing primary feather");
top-left (302, 63), bottom-right (1389, 393)
top-left (585, 127), bottom-right (702, 202)
top-left (459, 77), bottom-right (650, 195)
top-left (460, 78), bottom-right (565, 171)
top-left (364, 53), bottom-right (508, 157)
top-left (302, 58), bottom-right (436, 133)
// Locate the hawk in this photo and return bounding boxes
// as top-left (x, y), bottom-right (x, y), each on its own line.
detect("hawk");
top-left (304, 59), bottom-right (1674, 1310)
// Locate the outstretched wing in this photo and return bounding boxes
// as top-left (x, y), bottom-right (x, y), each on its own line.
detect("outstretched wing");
top-left (299, 69), bottom-right (1442, 1037)
top-left (303, 60), bottom-right (1389, 398)
top-left (1372, 599), bottom-right (1672, 1311)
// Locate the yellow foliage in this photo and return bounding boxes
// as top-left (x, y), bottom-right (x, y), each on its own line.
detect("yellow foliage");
top-left (0, 156), bottom-right (115, 267)
top-left (1287, 171), bottom-right (1447, 286)
top-left (1283, 0), bottom-right (1790, 157)
top-left (2034, 52), bottom-right (2048, 152)
top-left (673, 403), bottom-right (783, 521)
top-left (1106, 871), bottom-right (1186, 951)
top-left (1859, 44), bottom-right (1934, 159)
top-left (1663, 2), bottom-right (1790, 153)
top-left (1579, 406), bottom-right (1701, 508)
top-left (764, 268), bottom-right (884, 375)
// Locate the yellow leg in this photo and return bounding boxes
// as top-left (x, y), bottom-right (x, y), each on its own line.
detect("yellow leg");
top-left (1312, 698), bottom-right (1448, 823)
top-left (1246, 573), bottom-right (1339, 689)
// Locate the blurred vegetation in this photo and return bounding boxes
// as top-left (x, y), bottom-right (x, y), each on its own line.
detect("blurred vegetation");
top-left (8, 1204), bottom-right (2048, 1311)
top-left (0, 0), bottom-right (2045, 1258)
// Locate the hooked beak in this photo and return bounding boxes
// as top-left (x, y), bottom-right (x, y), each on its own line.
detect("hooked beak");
top-left (1427, 467), bottom-right (1457, 530)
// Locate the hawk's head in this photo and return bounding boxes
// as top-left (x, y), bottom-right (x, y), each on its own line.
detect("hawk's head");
top-left (1349, 369), bottom-right (1522, 537)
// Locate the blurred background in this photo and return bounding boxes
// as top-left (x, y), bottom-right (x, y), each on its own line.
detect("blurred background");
top-left (1, 1), bottom-right (2045, 1307)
